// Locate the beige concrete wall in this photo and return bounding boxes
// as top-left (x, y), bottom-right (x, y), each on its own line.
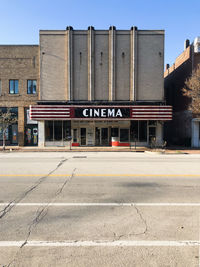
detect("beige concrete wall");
top-left (0, 45), bottom-right (39, 145)
top-left (40, 31), bottom-right (66, 100)
top-left (115, 31), bottom-right (130, 100)
top-left (94, 32), bottom-right (109, 100)
top-left (40, 29), bottom-right (164, 103)
top-left (73, 32), bottom-right (88, 100)
top-left (137, 31), bottom-right (164, 101)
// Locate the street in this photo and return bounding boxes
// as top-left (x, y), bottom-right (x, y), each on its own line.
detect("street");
top-left (0, 152), bottom-right (200, 266)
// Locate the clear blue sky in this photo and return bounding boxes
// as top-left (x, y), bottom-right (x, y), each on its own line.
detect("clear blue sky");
top-left (0, 0), bottom-right (199, 66)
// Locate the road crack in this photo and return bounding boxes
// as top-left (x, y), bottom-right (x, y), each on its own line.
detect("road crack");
top-left (1, 158), bottom-right (74, 267)
top-left (132, 204), bottom-right (148, 235)
top-left (112, 204), bottom-right (148, 241)
top-left (4, 165), bottom-right (76, 267)
top-left (0, 158), bottom-right (68, 220)
top-left (20, 167), bottom-right (76, 249)
top-left (55, 168), bottom-right (76, 196)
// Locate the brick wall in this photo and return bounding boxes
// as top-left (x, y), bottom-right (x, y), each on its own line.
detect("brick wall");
top-left (164, 46), bottom-right (191, 78)
top-left (164, 44), bottom-right (200, 145)
top-left (0, 45), bottom-right (39, 146)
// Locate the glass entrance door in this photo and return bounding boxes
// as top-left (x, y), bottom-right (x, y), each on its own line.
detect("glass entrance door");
top-left (95, 127), bottom-right (100, 146)
top-left (87, 127), bottom-right (94, 146)
top-left (148, 126), bottom-right (156, 145)
top-left (80, 128), bottom-right (86, 145)
top-left (101, 128), bottom-right (109, 146)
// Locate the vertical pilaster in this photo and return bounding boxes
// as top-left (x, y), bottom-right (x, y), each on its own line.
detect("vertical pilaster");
top-left (130, 26), bottom-right (138, 101)
top-left (156, 122), bottom-right (163, 146)
top-left (18, 106), bottom-right (24, 146)
top-left (66, 26), bottom-right (73, 100)
top-left (88, 26), bottom-right (95, 101)
top-left (109, 26), bottom-right (116, 101)
top-left (38, 121), bottom-right (45, 147)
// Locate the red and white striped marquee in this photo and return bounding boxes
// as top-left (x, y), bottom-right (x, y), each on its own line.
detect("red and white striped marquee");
top-left (131, 106), bottom-right (172, 120)
top-left (30, 105), bottom-right (172, 121)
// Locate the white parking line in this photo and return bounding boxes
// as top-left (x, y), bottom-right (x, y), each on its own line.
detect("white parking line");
top-left (1, 203), bottom-right (200, 207)
top-left (0, 240), bottom-right (199, 247)
top-left (0, 174), bottom-right (200, 177)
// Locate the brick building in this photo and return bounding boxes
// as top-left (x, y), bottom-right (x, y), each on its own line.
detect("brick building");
top-left (0, 45), bottom-right (39, 146)
top-left (30, 26), bottom-right (172, 147)
top-left (164, 37), bottom-right (200, 147)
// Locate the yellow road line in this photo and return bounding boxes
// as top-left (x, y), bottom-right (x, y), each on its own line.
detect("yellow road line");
top-left (0, 174), bottom-right (200, 177)
top-left (77, 174), bottom-right (200, 177)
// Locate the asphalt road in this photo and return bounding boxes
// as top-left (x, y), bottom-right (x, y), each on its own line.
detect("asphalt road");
top-left (0, 152), bottom-right (200, 267)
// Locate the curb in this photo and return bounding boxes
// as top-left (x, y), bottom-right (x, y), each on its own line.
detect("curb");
top-left (1, 147), bottom-right (200, 154)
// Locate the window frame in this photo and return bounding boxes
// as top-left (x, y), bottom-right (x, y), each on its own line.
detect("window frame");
top-left (27, 80), bottom-right (37, 94)
top-left (130, 121), bottom-right (148, 142)
top-left (9, 80), bottom-right (19, 94)
top-left (45, 121), bottom-right (71, 142)
top-left (111, 127), bottom-right (119, 137)
top-left (120, 128), bottom-right (129, 143)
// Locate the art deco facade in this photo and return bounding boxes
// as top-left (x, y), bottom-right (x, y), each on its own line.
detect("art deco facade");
top-left (0, 27), bottom-right (172, 148)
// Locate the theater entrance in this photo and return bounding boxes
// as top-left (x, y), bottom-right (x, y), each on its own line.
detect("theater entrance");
top-left (79, 127), bottom-right (109, 146)
top-left (95, 127), bottom-right (109, 146)
top-left (71, 120), bottom-right (130, 147)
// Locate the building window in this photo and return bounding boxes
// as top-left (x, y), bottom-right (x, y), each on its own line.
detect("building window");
top-left (73, 129), bottom-right (78, 142)
top-left (0, 107), bottom-right (18, 145)
top-left (54, 121), bottom-right (62, 141)
top-left (27, 80), bottom-right (37, 94)
top-left (9, 80), bottom-right (18, 94)
top-left (120, 128), bottom-right (129, 142)
top-left (45, 121), bottom-right (54, 141)
top-left (111, 128), bottom-right (119, 137)
top-left (139, 121), bottom-right (147, 141)
top-left (45, 121), bottom-right (71, 142)
top-left (130, 121), bottom-right (147, 142)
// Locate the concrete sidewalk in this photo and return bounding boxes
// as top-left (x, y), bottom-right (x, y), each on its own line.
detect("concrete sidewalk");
top-left (1, 145), bottom-right (200, 154)
top-left (0, 146), bottom-right (145, 153)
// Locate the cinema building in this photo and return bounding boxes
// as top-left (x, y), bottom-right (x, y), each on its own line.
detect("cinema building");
top-left (30, 27), bottom-right (172, 147)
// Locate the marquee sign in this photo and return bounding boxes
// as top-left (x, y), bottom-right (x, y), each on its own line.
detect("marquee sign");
top-left (30, 105), bottom-right (172, 121)
top-left (74, 107), bottom-right (130, 118)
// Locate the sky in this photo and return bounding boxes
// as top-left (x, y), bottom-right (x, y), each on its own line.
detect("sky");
top-left (0, 0), bottom-right (199, 66)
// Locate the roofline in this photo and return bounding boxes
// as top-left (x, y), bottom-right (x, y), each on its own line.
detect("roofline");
top-left (40, 29), bottom-right (164, 35)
